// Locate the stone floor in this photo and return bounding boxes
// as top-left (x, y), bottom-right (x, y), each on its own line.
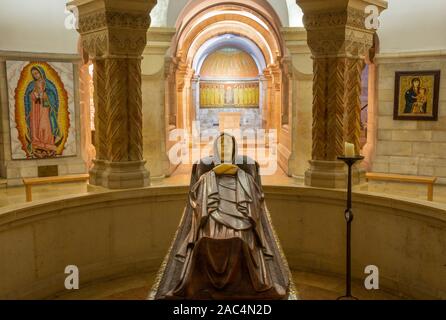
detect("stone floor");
top-left (53, 270), bottom-right (403, 300)
top-left (1, 164), bottom-right (445, 207)
top-left (2, 167), bottom-right (435, 300)
top-left (0, 162), bottom-right (446, 207)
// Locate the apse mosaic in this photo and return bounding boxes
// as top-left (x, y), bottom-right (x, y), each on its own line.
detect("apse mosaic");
top-left (198, 47), bottom-right (260, 109)
top-left (6, 61), bottom-right (77, 159)
top-left (200, 81), bottom-right (260, 108)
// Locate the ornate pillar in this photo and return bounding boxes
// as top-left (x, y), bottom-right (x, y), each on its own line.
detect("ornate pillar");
top-left (191, 75), bottom-right (199, 125)
top-left (270, 64), bottom-right (283, 132)
top-left (183, 69), bottom-right (195, 131)
top-left (165, 57), bottom-right (178, 127)
top-left (89, 58), bottom-right (106, 185)
top-left (175, 60), bottom-right (188, 130)
top-left (263, 70), bottom-right (273, 130)
top-left (259, 74), bottom-right (268, 128)
top-left (69, 0), bottom-right (156, 189)
top-left (296, 0), bottom-right (387, 188)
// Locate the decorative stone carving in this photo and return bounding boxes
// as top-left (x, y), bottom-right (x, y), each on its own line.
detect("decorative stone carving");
top-left (311, 58), bottom-right (327, 161)
top-left (69, 0), bottom-right (156, 189)
top-left (297, 0), bottom-right (387, 188)
top-left (345, 58), bottom-right (366, 153)
top-left (325, 57), bottom-right (347, 161)
top-left (303, 7), bottom-right (375, 58)
top-left (78, 11), bottom-right (151, 34)
top-left (89, 58), bottom-right (107, 186)
top-left (92, 59), bottom-right (106, 160)
top-left (150, 134), bottom-right (294, 300)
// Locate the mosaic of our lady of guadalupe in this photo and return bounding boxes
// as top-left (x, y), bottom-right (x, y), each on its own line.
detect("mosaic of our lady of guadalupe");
top-left (6, 61), bottom-right (77, 159)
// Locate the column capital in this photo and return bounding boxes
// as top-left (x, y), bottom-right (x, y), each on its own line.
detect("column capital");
top-left (296, 0), bottom-right (387, 58)
top-left (296, 0), bottom-right (387, 188)
top-left (69, 0), bottom-right (154, 189)
top-left (68, 0), bottom-right (157, 59)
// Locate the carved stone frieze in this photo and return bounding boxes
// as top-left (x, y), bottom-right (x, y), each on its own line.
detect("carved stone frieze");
top-left (303, 7), bottom-right (368, 31)
top-left (78, 11), bottom-right (151, 34)
top-left (302, 6), bottom-right (375, 58)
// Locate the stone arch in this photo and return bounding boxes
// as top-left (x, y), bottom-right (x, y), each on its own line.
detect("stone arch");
top-left (174, 0), bottom-right (284, 31)
top-left (165, 0), bottom-right (292, 176)
top-left (192, 34), bottom-right (267, 75)
top-left (173, 3), bottom-right (284, 64)
top-left (186, 22), bottom-right (274, 69)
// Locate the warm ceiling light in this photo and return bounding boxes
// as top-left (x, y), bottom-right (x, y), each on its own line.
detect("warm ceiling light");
top-left (191, 10), bottom-right (270, 31)
top-left (189, 22), bottom-right (274, 63)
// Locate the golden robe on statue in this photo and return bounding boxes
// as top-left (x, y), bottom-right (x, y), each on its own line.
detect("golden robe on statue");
top-left (150, 133), bottom-right (291, 300)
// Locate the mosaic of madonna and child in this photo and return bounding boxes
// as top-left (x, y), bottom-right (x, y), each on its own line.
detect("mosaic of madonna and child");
top-left (394, 70), bottom-right (440, 121)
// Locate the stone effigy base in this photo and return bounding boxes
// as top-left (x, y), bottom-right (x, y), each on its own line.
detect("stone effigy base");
top-left (148, 207), bottom-right (299, 300)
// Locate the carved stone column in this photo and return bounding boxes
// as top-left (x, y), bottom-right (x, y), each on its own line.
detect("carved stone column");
top-left (69, 0), bottom-right (156, 189)
top-left (175, 60), bottom-right (188, 130)
top-left (263, 69), bottom-right (273, 130)
top-left (259, 74), bottom-right (268, 128)
top-left (296, 0), bottom-right (387, 188)
top-left (89, 58), bottom-right (106, 186)
top-left (183, 69), bottom-right (195, 131)
top-left (190, 75), bottom-right (199, 126)
top-left (270, 64), bottom-right (283, 132)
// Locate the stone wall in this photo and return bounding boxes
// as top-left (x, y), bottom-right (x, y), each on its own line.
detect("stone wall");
top-left (1, 185), bottom-right (445, 299)
top-left (372, 52), bottom-right (446, 183)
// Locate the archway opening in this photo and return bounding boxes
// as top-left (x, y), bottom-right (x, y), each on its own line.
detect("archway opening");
top-left (166, 1), bottom-right (291, 176)
top-left (193, 34), bottom-right (266, 133)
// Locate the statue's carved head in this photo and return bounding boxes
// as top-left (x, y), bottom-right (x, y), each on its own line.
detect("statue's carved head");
top-left (214, 132), bottom-right (237, 164)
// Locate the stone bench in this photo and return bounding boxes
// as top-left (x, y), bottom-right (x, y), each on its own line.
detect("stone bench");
top-left (366, 172), bottom-right (437, 201)
top-left (22, 174), bottom-right (90, 202)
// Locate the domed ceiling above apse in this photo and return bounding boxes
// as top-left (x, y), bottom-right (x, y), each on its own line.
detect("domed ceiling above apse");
top-left (200, 47), bottom-right (259, 79)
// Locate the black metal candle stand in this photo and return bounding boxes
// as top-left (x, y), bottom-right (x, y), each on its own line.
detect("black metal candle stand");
top-left (336, 155), bottom-right (364, 300)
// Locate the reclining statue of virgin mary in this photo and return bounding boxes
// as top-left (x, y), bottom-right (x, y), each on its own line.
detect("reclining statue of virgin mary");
top-left (150, 133), bottom-right (292, 300)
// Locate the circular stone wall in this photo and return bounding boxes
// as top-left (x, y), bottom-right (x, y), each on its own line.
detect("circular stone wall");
top-left (0, 186), bottom-right (445, 299)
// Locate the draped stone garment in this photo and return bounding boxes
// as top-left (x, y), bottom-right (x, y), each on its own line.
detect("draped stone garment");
top-left (151, 133), bottom-right (290, 300)
top-left (151, 160), bottom-right (290, 300)
top-left (170, 168), bottom-right (279, 298)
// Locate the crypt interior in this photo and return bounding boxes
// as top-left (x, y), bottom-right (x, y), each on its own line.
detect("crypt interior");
top-left (0, 0), bottom-right (445, 300)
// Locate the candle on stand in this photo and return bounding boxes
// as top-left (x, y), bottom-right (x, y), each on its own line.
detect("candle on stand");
top-left (344, 142), bottom-right (355, 157)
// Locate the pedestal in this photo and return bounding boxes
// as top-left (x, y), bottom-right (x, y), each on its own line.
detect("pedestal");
top-left (305, 160), bottom-right (365, 188)
top-left (101, 160), bottom-right (150, 189)
top-left (89, 159), bottom-right (106, 186)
